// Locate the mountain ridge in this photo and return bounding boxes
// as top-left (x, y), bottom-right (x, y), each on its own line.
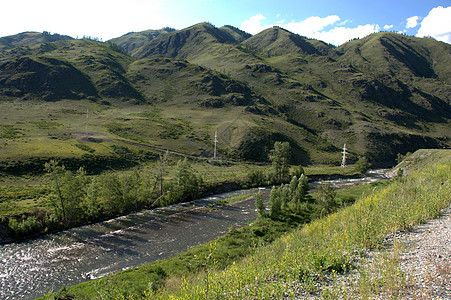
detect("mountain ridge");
top-left (0, 31), bottom-right (73, 51)
top-left (0, 24), bottom-right (450, 166)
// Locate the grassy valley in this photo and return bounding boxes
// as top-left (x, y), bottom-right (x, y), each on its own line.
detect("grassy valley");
top-left (1, 24), bottom-right (450, 171)
top-left (0, 22), bottom-right (450, 298)
top-left (0, 22), bottom-right (450, 239)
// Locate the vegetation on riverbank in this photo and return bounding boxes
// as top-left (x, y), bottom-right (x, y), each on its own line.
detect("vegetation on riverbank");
top-left (1, 141), bottom-right (367, 242)
top-left (46, 174), bottom-right (385, 299)
top-left (45, 149), bottom-right (450, 299)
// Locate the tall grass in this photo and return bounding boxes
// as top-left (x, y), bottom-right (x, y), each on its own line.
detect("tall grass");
top-left (148, 158), bottom-right (450, 299)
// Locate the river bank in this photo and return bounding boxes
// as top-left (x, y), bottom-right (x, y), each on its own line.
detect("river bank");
top-left (0, 170), bottom-right (389, 299)
top-left (0, 166), bottom-right (382, 245)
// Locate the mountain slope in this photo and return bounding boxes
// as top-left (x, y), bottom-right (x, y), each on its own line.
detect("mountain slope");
top-left (242, 26), bottom-right (333, 56)
top-left (219, 25), bottom-right (252, 43)
top-left (0, 25), bottom-right (450, 166)
top-left (337, 32), bottom-right (451, 83)
top-left (108, 28), bottom-right (176, 56)
top-left (0, 56), bottom-right (98, 100)
top-left (0, 31), bottom-right (73, 50)
top-left (0, 39), bottom-right (143, 101)
top-left (133, 22), bottom-right (238, 59)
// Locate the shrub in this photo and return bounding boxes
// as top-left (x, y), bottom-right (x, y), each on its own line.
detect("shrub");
top-left (247, 169), bottom-right (266, 186)
top-left (8, 215), bottom-right (43, 238)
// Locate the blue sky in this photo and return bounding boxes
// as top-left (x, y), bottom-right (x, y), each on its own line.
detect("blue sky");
top-left (1, 0), bottom-right (450, 45)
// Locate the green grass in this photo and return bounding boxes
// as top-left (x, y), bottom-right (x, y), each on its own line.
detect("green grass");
top-left (0, 125), bottom-right (24, 139)
top-left (0, 185), bottom-right (50, 216)
top-left (204, 193), bottom-right (255, 209)
top-left (304, 164), bottom-right (363, 176)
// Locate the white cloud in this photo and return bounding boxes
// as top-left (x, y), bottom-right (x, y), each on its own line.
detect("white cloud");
top-left (314, 24), bottom-right (380, 45)
top-left (283, 15), bottom-right (340, 36)
top-left (384, 24), bottom-right (394, 30)
top-left (406, 16), bottom-right (419, 29)
top-left (0, 0), bottom-right (163, 40)
top-left (339, 20), bottom-right (351, 26)
top-left (417, 6), bottom-right (451, 44)
top-left (240, 14), bottom-right (271, 35)
top-left (241, 14), bottom-right (380, 45)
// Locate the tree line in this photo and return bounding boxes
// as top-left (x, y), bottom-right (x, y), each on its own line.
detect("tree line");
top-left (7, 141), bottom-right (351, 238)
top-left (8, 153), bottom-right (202, 237)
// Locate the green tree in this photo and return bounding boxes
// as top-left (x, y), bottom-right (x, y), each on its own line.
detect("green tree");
top-left (138, 166), bottom-right (158, 207)
top-left (155, 151), bottom-right (169, 198)
top-left (288, 176), bottom-right (298, 195)
top-left (269, 186), bottom-right (282, 219)
top-left (170, 158), bottom-right (202, 202)
top-left (356, 156), bottom-right (372, 175)
top-left (45, 161), bottom-right (88, 226)
top-left (255, 190), bottom-right (265, 217)
top-left (45, 160), bottom-right (66, 224)
top-left (316, 181), bottom-right (337, 217)
top-left (97, 173), bottom-right (128, 215)
top-left (247, 169), bottom-right (266, 186)
top-left (269, 141), bottom-right (291, 184)
top-left (291, 164), bottom-right (305, 178)
top-left (279, 184), bottom-right (290, 212)
top-left (59, 167), bottom-right (89, 225)
top-left (290, 174), bottom-right (309, 214)
top-left (82, 177), bottom-right (101, 220)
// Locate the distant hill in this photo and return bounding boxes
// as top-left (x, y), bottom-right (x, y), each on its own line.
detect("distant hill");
top-left (219, 25), bottom-right (252, 43)
top-left (242, 26), bottom-right (333, 56)
top-left (133, 22), bottom-right (239, 59)
top-left (0, 23), bottom-right (450, 166)
top-left (0, 31), bottom-right (73, 50)
top-left (108, 28), bottom-right (176, 56)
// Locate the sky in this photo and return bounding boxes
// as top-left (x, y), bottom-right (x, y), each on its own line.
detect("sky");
top-left (1, 0), bottom-right (451, 46)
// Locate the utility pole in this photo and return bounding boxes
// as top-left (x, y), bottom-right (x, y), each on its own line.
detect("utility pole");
top-left (214, 131), bottom-right (217, 159)
top-left (341, 143), bottom-right (347, 168)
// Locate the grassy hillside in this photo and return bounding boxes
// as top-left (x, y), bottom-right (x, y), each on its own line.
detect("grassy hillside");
top-left (0, 31), bottom-right (73, 51)
top-left (241, 26), bottom-right (333, 56)
top-left (108, 28), bottom-right (176, 56)
top-left (1, 24), bottom-right (450, 175)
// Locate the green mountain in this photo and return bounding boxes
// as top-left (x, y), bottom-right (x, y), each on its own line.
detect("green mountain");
top-left (108, 27), bottom-right (176, 56)
top-left (219, 25), bottom-right (252, 43)
top-left (133, 22), bottom-right (239, 59)
top-left (0, 23), bottom-right (450, 170)
top-left (0, 31), bottom-right (73, 50)
top-left (242, 26), bottom-right (333, 56)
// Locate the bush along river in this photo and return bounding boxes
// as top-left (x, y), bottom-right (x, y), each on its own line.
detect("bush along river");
top-left (0, 169), bottom-right (390, 299)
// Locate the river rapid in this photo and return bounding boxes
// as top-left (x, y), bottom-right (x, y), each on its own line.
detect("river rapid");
top-left (0, 169), bottom-right (389, 299)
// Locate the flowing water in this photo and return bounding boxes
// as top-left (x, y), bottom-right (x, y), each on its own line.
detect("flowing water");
top-left (0, 170), bottom-right (389, 299)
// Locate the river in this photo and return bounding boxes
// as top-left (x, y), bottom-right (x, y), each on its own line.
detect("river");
top-left (0, 169), bottom-right (389, 299)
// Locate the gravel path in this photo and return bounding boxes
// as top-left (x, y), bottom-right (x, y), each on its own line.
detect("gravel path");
top-left (397, 206), bottom-right (451, 299)
top-left (297, 206), bottom-right (451, 299)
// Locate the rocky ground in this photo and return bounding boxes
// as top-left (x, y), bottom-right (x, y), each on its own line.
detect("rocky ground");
top-left (345, 206), bottom-right (450, 299)
top-left (396, 206), bottom-right (450, 299)
top-left (288, 206), bottom-right (451, 299)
